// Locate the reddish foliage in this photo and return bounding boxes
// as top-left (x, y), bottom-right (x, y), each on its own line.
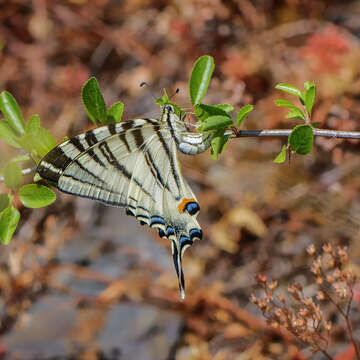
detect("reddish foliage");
top-left (300, 26), bottom-right (350, 74)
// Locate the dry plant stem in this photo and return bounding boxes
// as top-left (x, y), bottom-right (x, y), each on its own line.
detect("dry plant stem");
top-left (232, 129), bottom-right (360, 139)
top-left (320, 350), bottom-right (334, 360)
top-left (321, 286), bottom-right (360, 359)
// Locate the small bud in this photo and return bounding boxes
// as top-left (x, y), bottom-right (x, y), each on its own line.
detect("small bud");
top-left (294, 317), bottom-right (305, 327)
top-left (316, 276), bottom-right (323, 284)
top-left (303, 297), bottom-right (314, 307)
top-left (256, 274), bottom-right (267, 284)
top-left (269, 280), bottom-right (278, 290)
top-left (337, 246), bottom-right (348, 263)
top-left (326, 256), bottom-right (335, 269)
top-left (306, 244), bottom-right (316, 256)
top-left (288, 285), bottom-right (301, 301)
top-left (311, 264), bottom-right (321, 275)
top-left (326, 275), bottom-right (335, 283)
top-left (250, 294), bottom-right (258, 304)
top-left (314, 305), bottom-right (323, 322)
top-left (299, 308), bottom-right (309, 317)
top-left (323, 243), bottom-right (333, 254)
top-left (294, 282), bottom-right (303, 292)
top-left (324, 321), bottom-right (332, 331)
top-left (316, 291), bottom-right (325, 301)
top-left (270, 320), bottom-right (279, 328)
top-left (333, 282), bottom-right (348, 299)
top-left (333, 268), bottom-right (342, 279)
top-left (258, 299), bottom-right (267, 310)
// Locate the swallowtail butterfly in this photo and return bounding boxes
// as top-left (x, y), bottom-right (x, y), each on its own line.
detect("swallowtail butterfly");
top-left (36, 105), bottom-right (212, 298)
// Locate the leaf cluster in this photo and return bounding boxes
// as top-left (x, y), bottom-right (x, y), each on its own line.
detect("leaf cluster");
top-left (274, 81), bottom-right (317, 163)
top-left (0, 92), bottom-right (57, 244)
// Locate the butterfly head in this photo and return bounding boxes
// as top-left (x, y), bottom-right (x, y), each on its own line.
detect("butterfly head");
top-left (160, 103), bottom-right (187, 124)
top-left (161, 104), bottom-right (176, 120)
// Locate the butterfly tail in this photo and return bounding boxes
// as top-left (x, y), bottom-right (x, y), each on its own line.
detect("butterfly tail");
top-left (170, 239), bottom-right (185, 299)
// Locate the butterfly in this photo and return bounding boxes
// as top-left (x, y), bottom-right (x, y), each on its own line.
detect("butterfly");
top-left (36, 105), bottom-right (212, 298)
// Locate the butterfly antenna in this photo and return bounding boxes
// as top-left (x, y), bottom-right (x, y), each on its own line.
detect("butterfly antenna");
top-left (169, 88), bottom-right (180, 100)
top-left (140, 81), bottom-right (157, 101)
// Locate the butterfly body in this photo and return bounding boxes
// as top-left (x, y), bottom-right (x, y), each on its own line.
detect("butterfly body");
top-left (37, 105), bottom-right (212, 298)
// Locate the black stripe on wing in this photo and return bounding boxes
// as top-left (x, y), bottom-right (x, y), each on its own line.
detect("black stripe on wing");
top-left (156, 130), bottom-right (182, 199)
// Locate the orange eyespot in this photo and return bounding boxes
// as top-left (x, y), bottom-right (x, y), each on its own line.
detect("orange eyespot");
top-left (178, 198), bottom-right (196, 213)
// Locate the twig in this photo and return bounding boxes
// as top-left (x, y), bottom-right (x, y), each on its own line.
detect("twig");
top-left (231, 129), bottom-right (360, 139)
top-left (1, 129), bottom-right (359, 184)
top-left (0, 166), bottom-right (36, 182)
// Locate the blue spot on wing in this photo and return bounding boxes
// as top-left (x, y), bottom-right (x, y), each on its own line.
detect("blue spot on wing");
top-left (185, 202), bottom-right (200, 215)
top-left (166, 226), bottom-right (175, 237)
top-left (179, 235), bottom-right (193, 250)
top-left (189, 228), bottom-right (202, 241)
top-left (150, 215), bottom-right (165, 227)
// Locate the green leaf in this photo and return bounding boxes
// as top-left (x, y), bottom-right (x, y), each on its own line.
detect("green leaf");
top-left (189, 55), bottom-right (215, 105)
top-left (36, 127), bottom-right (56, 157)
top-left (273, 145), bottom-right (287, 163)
top-left (26, 114), bottom-right (41, 135)
top-left (275, 83), bottom-right (303, 101)
top-left (0, 194), bottom-right (10, 213)
top-left (21, 127), bottom-right (56, 160)
top-left (0, 206), bottom-right (20, 244)
top-left (0, 120), bottom-right (22, 148)
top-left (3, 162), bottom-right (22, 189)
top-left (304, 84), bottom-right (316, 116)
top-left (210, 128), bottom-right (230, 160)
top-left (289, 124), bottom-right (314, 155)
top-left (274, 99), bottom-right (299, 109)
top-left (198, 115), bottom-right (233, 132)
top-left (285, 108), bottom-right (305, 120)
top-left (312, 122), bottom-right (321, 128)
top-left (0, 91), bottom-right (25, 135)
top-left (19, 184), bottom-right (56, 208)
top-left (81, 77), bottom-right (107, 125)
top-left (236, 104), bottom-right (254, 127)
top-left (194, 104), bottom-right (231, 122)
top-left (154, 90), bottom-right (183, 118)
top-left (155, 89), bottom-right (170, 106)
top-left (9, 154), bottom-right (31, 163)
top-left (106, 101), bottom-right (124, 124)
top-left (215, 104), bottom-right (234, 113)
top-left (304, 81), bottom-right (314, 90)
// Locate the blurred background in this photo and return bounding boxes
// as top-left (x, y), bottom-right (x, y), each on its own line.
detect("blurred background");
top-left (0, 0), bottom-right (360, 359)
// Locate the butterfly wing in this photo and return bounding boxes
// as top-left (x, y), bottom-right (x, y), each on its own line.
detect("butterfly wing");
top-left (37, 118), bottom-right (202, 298)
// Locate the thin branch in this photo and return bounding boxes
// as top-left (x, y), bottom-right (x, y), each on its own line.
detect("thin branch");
top-left (231, 129), bottom-right (360, 139)
top-left (1, 129), bottom-right (359, 184)
top-left (0, 166), bottom-right (36, 182)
